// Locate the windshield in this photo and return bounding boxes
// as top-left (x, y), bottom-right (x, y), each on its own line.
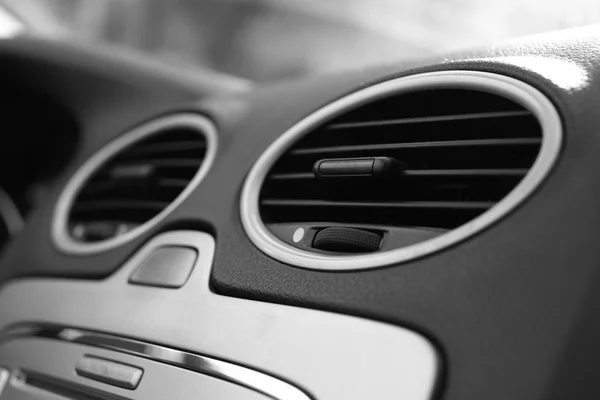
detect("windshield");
top-left (2, 0), bottom-right (599, 82)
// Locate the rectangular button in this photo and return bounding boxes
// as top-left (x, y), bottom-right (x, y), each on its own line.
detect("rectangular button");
top-left (129, 246), bottom-right (198, 288)
top-left (76, 356), bottom-right (143, 390)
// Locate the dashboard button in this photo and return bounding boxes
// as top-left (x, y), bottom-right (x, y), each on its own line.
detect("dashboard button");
top-left (129, 246), bottom-right (198, 288)
top-left (76, 356), bottom-right (143, 390)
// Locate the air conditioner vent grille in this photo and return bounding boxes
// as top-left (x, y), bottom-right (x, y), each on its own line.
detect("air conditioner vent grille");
top-left (69, 130), bottom-right (206, 242)
top-left (53, 114), bottom-right (217, 254)
top-left (260, 89), bottom-right (542, 232)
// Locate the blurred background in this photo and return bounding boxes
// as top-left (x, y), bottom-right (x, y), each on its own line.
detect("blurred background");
top-left (1, 0), bottom-right (599, 82)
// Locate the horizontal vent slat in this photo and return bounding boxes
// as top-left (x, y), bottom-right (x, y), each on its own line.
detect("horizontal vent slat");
top-left (327, 110), bottom-right (532, 130)
top-left (269, 172), bottom-right (314, 180)
top-left (156, 178), bottom-right (191, 188)
top-left (290, 138), bottom-right (541, 156)
top-left (108, 159), bottom-right (201, 168)
top-left (78, 179), bottom-right (189, 199)
top-left (404, 169), bottom-right (528, 177)
top-left (268, 169), bottom-right (528, 181)
top-left (120, 141), bottom-right (206, 158)
top-left (72, 200), bottom-right (169, 213)
top-left (261, 199), bottom-right (493, 210)
top-left (84, 178), bottom-right (192, 190)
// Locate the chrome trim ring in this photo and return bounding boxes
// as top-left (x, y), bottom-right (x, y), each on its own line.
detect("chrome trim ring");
top-left (52, 114), bottom-right (218, 255)
top-left (240, 71), bottom-right (562, 271)
top-left (1, 323), bottom-right (313, 400)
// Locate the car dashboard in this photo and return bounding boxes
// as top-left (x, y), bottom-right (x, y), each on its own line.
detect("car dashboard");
top-left (0, 25), bottom-right (599, 400)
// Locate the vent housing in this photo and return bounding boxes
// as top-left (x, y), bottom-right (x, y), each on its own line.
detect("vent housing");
top-left (241, 72), bottom-right (561, 270)
top-left (53, 114), bottom-right (217, 254)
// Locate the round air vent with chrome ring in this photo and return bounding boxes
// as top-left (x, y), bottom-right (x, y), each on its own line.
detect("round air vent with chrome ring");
top-left (241, 71), bottom-right (562, 271)
top-left (53, 114), bottom-right (217, 255)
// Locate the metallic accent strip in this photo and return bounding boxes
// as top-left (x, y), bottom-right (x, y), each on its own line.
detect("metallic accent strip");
top-left (2, 323), bottom-right (312, 400)
top-left (0, 367), bottom-right (9, 395)
top-left (240, 71), bottom-right (563, 270)
top-left (0, 188), bottom-right (23, 238)
top-left (52, 114), bottom-right (218, 255)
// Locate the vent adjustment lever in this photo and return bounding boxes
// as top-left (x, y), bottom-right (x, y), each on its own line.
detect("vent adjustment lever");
top-left (312, 227), bottom-right (383, 253)
top-left (313, 157), bottom-right (403, 179)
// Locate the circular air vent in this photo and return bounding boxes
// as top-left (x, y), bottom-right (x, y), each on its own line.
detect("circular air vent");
top-left (53, 114), bottom-right (217, 254)
top-left (241, 71), bottom-right (562, 270)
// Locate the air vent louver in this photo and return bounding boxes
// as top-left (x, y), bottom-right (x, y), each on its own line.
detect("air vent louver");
top-left (242, 73), bottom-right (561, 270)
top-left (53, 114), bottom-right (216, 254)
top-left (261, 89), bottom-right (542, 231)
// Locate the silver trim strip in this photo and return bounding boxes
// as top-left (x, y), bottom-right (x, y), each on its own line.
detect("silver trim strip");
top-left (52, 114), bottom-right (218, 255)
top-left (240, 71), bottom-right (562, 270)
top-left (2, 323), bottom-right (312, 400)
top-left (0, 367), bottom-right (8, 396)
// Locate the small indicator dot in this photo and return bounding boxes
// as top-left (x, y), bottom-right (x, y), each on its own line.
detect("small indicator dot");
top-left (293, 228), bottom-right (305, 243)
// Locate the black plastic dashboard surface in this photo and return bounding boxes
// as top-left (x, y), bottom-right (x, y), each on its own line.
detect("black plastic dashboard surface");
top-left (2, 26), bottom-right (600, 400)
